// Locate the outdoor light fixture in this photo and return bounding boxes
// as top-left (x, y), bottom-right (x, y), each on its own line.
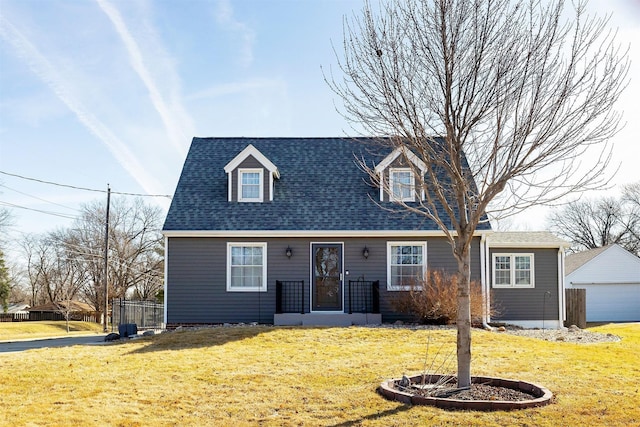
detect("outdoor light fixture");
top-left (286, 246), bottom-right (293, 258)
top-left (362, 246), bottom-right (369, 259)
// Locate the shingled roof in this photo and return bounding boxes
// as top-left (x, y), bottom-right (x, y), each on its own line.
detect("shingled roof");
top-left (162, 137), bottom-right (492, 233)
top-left (565, 245), bottom-right (612, 275)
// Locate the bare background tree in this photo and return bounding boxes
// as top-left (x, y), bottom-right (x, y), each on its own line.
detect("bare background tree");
top-left (14, 197), bottom-right (164, 324)
top-left (327, 0), bottom-right (628, 387)
top-left (52, 197), bottom-right (164, 321)
top-left (0, 191), bottom-right (14, 311)
top-left (20, 234), bottom-right (50, 307)
top-left (548, 182), bottom-right (640, 255)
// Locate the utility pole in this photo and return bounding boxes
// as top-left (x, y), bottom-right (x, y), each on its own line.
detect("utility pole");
top-left (103, 185), bottom-right (111, 332)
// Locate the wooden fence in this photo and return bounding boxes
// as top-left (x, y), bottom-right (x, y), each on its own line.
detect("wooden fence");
top-left (565, 288), bottom-right (586, 328)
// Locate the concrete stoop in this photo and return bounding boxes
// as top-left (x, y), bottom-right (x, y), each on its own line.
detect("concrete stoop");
top-left (274, 313), bottom-right (382, 326)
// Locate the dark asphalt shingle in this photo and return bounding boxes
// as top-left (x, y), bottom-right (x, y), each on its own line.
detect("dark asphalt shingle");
top-left (162, 137), bottom-right (491, 232)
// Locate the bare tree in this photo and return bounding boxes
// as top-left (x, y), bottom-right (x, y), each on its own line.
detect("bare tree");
top-left (20, 234), bottom-right (85, 310)
top-left (129, 243), bottom-right (164, 301)
top-left (0, 208), bottom-right (11, 249)
top-left (107, 198), bottom-right (164, 301)
top-left (7, 263), bottom-right (29, 306)
top-left (0, 189), bottom-right (14, 309)
top-left (548, 183), bottom-right (640, 255)
top-left (327, 0), bottom-right (628, 387)
top-left (54, 197), bottom-right (164, 318)
top-left (21, 234), bottom-right (50, 306)
top-left (0, 181), bottom-right (13, 247)
top-left (622, 182), bottom-right (640, 250)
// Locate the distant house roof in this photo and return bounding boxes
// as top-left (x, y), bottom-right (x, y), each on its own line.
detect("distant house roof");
top-left (487, 231), bottom-right (569, 248)
top-left (163, 137), bottom-right (491, 233)
top-left (29, 301), bottom-right (95, 313)
top-left (6, 303), bottom-right (30, 314)
top-left (565, 245), bottom-right (615, 275)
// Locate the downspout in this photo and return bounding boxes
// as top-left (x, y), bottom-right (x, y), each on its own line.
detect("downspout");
top-left (480, 233), bottom-right (492, 330)
top-left (557, 247), bottom-right (565, 330)
top-left (164, 235), bottom-right (168, 329)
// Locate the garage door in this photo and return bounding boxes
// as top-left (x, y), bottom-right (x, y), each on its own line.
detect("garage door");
top-left (581, 283), bottom-right (640, 322)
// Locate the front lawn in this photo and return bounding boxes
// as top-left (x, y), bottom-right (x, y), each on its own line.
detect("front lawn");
top-left (1, 323), bottom-right (638, 426)
top-left (0, 321), bottom-right (104, 341)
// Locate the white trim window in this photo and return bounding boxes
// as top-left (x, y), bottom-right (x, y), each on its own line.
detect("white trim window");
top-left (492, 253), bottom-right (534, 288)
top-left (227, 243), bottom-right (267, 292)
top-left (389, 168), bottom-right (415, 202)
top-left (387, 241), bottom-right (427, 290)
top-left (238, 168), bottom-right (263, 202)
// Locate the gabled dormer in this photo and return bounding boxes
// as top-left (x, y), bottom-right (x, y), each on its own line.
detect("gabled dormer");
top-left (373, 146), bottom-right (427, 202)
top-left (224, 144), bottom-right (280, 202)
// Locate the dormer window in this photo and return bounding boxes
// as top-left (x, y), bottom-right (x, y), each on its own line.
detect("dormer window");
top-left (239, 169), bottom-right (263, 202)
top-left (389, 168), bottom-right (414, 201)
top-left (374, 146), bottom-right (427, 203)
top-left (224, 144), bottom-right (280, 203)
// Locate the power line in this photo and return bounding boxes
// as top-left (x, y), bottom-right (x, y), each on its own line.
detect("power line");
top-left (0, 170), bottom-right (172, 198)
top-left (39, 244), bottom-right (164, 285)
top-left (0, 200), bottom-right (79, 220)
top-left (0, 184), bottom-right (80, 212)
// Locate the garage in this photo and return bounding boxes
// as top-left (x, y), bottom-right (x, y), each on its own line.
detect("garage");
top-left (565, 244), bottom-right (640, 322)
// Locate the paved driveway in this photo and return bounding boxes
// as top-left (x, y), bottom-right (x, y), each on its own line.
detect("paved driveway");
top-left (0, 334), bottom-right (107, 353)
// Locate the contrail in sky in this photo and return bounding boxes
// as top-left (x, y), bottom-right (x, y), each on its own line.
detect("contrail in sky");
top-left (97, 0), bottom-right (194, 156)
top-left (0, 14), bottom-right (164, 194)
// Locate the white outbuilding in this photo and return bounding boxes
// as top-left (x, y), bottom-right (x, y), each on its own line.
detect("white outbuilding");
top-left (565, 244), bottom-right (640, 322)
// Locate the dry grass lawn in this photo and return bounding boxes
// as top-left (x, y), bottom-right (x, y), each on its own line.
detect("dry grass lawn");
top-left (0, 321), bottom-right (104, 341)
top-left (1, 323), bottom-right (638, 426)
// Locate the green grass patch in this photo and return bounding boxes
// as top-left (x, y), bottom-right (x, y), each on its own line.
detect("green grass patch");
top-left (1, 323), bottom-right (638, 426)
top-left (0, 321), bottom-right (104, 340)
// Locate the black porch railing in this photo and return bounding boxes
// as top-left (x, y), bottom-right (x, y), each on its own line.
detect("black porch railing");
top-left (275, 280), bottom-right (305, 314)
top-left (347, 280), bottom-right (380, 314)
top-left (275, 279), bottom-right (380, 315)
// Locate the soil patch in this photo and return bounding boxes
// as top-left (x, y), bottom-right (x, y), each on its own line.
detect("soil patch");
top-left (379, 374), bottom-right (553, 410)
top-left (437, 383), bottom-right (534, 401)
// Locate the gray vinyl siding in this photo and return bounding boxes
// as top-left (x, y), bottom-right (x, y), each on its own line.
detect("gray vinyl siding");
top-left (166, 236), bottom-right (482, 324)
top-left (490, 248), bottom-right (559, 321)
top-left (230, 155), bottom-right (270, 202)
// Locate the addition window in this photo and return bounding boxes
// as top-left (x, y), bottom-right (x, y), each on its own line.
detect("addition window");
top-left (227, 243), bottom-right (267, 292)
top-left (389, 168), bottom-right (415, 202)
top-left (387, 242), bottom-right (427, 290)
top-left (492, 253), bottom-right (534, 288)
top-left (238, 169), bottom-right (263, 202)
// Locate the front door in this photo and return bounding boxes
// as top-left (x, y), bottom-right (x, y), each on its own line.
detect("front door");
top-left (311, 243), bottom-right (343, 311)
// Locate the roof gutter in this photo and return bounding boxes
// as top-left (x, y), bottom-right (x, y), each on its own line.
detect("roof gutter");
top-left (162, 229), bottom-right (494, 238)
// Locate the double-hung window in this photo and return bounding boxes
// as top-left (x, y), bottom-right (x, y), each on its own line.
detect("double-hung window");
top-left (492, 253), bottom-right (534, 288)
top-left (227, 243), bottom-right (267, 292)
top-left (238, 169), bottom-right (263, 202)
top-left (389, 168), bottom-right (415, 202)
top-left (387, 242), bottom-right (427, 290)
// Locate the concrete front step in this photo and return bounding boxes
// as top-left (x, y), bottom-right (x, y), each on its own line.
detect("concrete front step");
top-left (274, 313), bottom-right (382, 326)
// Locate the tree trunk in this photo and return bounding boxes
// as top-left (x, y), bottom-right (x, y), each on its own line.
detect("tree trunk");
top-left (455, 241), bottom-right (472, 388)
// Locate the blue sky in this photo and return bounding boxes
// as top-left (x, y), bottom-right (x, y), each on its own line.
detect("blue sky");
top-left (1, 0), bottom-right (639, 247)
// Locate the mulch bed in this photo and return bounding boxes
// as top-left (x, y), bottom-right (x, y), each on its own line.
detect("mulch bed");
top-left (435, 384), bottom-right (535, 401)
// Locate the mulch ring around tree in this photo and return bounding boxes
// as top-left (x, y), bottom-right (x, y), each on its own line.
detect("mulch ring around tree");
top-left (379, 374), bottom-right (553, 411)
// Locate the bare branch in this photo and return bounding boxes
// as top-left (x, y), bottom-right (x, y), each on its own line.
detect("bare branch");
top-left (327, 0), bottom-right (629, 388)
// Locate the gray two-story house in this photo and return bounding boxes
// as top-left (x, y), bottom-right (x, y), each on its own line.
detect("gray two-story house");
top-left (162, 137), bottom-right (568, 328)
